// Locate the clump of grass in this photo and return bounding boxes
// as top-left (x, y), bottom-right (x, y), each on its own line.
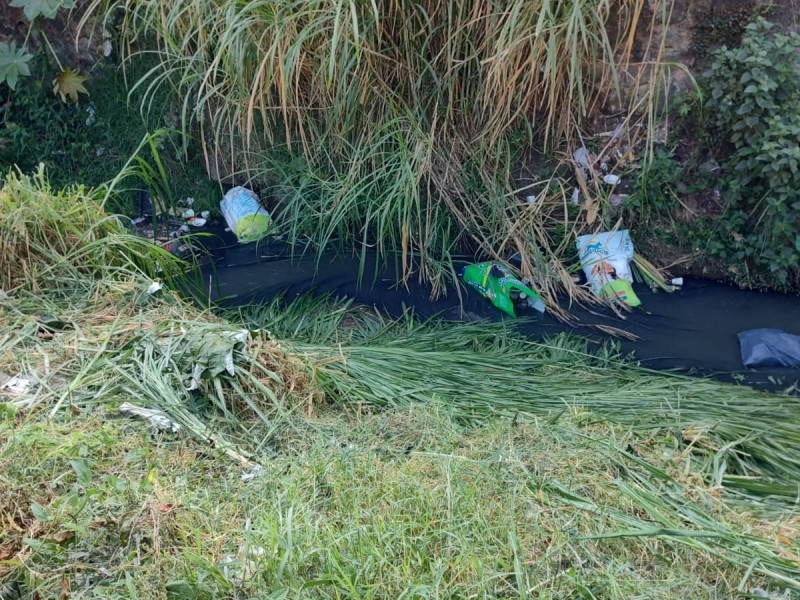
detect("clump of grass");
top-left (88, 0), bottom-right (647, 150)
top-left (2, 406), bottom-right (799, 597)
top-left (81, 0), bottom-right (675, 311)
top-left (0, 165), bottom-right (181, 294)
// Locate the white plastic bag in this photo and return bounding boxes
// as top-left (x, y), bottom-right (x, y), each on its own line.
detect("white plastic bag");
top-left (576, 230), bottom-right (635, 296)
top-left (220, 187), bottom-right (271, 242)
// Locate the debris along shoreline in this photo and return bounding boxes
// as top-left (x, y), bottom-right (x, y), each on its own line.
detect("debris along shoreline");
top-left (3, 169), bottom-right (800, 595)
top-left (187, 219), bottom-right (800, 393)
top-left (133, 182), bottom-right (799, 393)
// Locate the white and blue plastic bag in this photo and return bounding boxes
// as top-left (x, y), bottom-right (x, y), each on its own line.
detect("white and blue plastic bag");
top-left (576, 230), bottom-right (635, 296)
top-left (220, 187), bottom-right (271, 243)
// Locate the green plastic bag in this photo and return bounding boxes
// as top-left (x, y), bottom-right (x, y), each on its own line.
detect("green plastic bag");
top-left (461, 262), bottom-right (545, 317)
top-left (600, 279), bottom-right (641, 308)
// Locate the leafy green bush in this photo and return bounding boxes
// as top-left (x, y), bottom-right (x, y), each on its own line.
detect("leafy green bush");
top-left (626, 148), bottom-right (680, 217)
top-left (703, 19), bottom-right (800, 289)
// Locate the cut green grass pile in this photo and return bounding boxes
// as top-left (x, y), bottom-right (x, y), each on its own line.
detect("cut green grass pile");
top-left (2, 171), bottom-right (800, 597)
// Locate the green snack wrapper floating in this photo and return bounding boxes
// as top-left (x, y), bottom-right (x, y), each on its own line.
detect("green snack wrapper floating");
top-left (600, 279), bottom-right (641, 307)
top-left (461, 262), bottom-right (546, 317)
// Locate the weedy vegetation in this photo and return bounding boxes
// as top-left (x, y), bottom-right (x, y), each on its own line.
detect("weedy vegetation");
top-left (3, 2), bottom-right (800, 597)
top-left (1, 171), bottom-right (800, 597)
top-left (623, 16), bottom-right (800, 291)
top-left (0, 54), bottom-right (219, 216)
top-left (702, 19), bottom-right (800, 290)
top-left (80, 0), bottom-right (677, 312)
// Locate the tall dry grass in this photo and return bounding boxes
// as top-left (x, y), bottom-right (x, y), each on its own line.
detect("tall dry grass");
top-left (81, 0), bottom-right (675, 311)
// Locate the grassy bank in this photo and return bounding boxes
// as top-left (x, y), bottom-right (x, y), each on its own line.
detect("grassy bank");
top-left (4, 406), bottom-right (798, 599)
top-left (2, 171), bottom-right (800, 597)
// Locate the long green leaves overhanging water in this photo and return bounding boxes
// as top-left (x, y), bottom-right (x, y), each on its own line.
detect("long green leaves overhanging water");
top-left (80, 0), bottom-right (676, 313)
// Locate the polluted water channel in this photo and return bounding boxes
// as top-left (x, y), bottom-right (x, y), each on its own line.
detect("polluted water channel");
top-left (160, 224), bottom-right (800, 395)
top-left (135, 187), bottom-right (800, 394)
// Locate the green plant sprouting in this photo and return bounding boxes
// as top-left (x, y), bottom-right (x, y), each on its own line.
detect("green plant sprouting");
top-left (2, 0), bottom-right (86, 102)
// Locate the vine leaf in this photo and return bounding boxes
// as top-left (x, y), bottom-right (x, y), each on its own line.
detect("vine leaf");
top-left (53, 68), bottom-right (89, 103)
top-left (10, 0), bottom-right (76, 21)
top-left (0, 42), bottom-right (33, 90)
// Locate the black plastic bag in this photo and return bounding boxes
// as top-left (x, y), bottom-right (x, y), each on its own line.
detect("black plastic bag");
top-left (738, 328), bottom-right (800, 368)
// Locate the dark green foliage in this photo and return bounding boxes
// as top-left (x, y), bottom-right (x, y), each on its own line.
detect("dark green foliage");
top-left (702, 19), bottom-right (800, 289)
top-left (626, 147), bottom-right (680, 218)
top-left (0, 58), bottom-right (218, 215)
top-left (691, 2), bottom-right (774, 60)
top-left (622, 147), bottom-right (697, 256)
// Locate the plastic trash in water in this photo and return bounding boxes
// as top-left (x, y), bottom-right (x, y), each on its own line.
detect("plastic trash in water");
top-left (188, 217), bottom-right (207, 227)
top-left (739, 329), bottom-right (800, 368)
top-left (461, 261), bottom-right (546, 317)
top-left (220, 187), bottom-right (271, 243)
top-left (576, 230), bottom-right (641, 307)
top-left (599, 279), bottom-right (641, 307)
top-left (602, 174), bottom-right (621, 185)
top-left (182, 208), bottom-right (195, 219)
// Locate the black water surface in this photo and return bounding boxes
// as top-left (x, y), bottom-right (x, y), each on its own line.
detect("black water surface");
top-left (190, 227), bottom-right (800, 393)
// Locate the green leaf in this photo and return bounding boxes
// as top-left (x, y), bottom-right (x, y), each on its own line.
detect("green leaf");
top-left (52, 67), bottom-right (89, 103)
top-left (165, 580), bottom-right (196, 599)
top-left (69, 459), bottom-right (92, 484)
top-left (30, 502), bottom-right (52, 523)
top-left (0, 42), bottom-right (33, 90)
top-left (10, 0), bottom-right (76, 21)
